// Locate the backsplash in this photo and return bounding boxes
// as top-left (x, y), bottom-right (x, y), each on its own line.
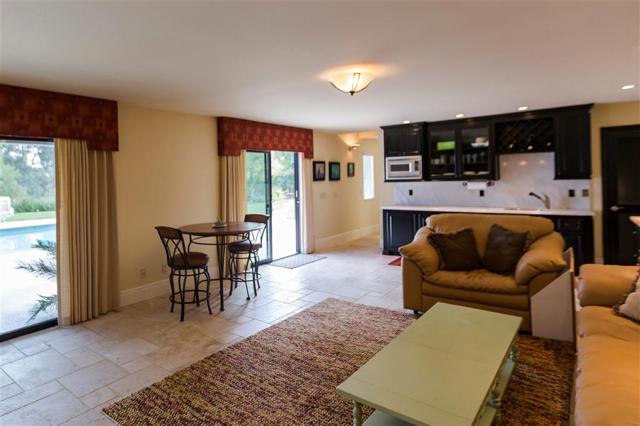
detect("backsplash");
top-left (394, 152), bottom-right (591, 210)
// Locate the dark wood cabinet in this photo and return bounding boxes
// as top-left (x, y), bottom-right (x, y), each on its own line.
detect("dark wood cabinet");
top-left (383, 208), bottom-right (594, 268)
top-left (426, 120), bottom-right (498, 180)
top-left (382, 210), bottom-right (419, 254)
top-left (554, 108), bottom-right (591, 179)
top-left (382, 123), bottom-right (424, 157)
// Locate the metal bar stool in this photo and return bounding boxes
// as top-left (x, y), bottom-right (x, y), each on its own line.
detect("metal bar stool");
top-left (156, 226), bottom-right (213, 321)
top-left (227, 214), bottom-right (269, 300)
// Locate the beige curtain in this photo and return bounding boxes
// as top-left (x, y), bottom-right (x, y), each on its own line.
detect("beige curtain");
top-left (220, 153), bottom-right (247, 222)
top-left (56, 139), bottom-right (119, 325)
top-left (299, 154), bottom-right (315, 253)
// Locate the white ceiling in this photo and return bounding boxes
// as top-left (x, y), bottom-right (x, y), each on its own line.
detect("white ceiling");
top-left (1, 1), bottom-right (638, 132)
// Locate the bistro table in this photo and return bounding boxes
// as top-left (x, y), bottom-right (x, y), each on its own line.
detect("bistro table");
top-left (179, 221), bottom-right (263, 311)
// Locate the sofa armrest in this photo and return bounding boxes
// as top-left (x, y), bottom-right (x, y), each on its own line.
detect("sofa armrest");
top-left (402, 257), bottom-right (423, 311)
top-left (399, 226), bottom-right (440, 276)
top-left (578, 264), bottom-right (639, 307)
top-left (514, 232), bottom-right (567, 285)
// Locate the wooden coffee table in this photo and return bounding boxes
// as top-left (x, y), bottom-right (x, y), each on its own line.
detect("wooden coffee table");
top-left (336, 303), bottom-right (521, 426)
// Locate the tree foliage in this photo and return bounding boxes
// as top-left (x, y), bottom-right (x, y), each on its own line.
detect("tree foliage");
top-left (0, 142), bottom-right (55, 210)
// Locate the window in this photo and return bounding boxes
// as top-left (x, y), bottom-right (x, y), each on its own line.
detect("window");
top-left (363, 154), bottom-right (375, 200)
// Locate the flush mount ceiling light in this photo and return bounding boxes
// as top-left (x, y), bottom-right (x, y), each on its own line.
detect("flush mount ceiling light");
top-left (403, 120), bottom-right (411, 124)
top-left (621, 84), bottom-right (635, 90)
top-left (329, 72), bottom-right (375, 96)
top-left (518, 106), bottom-right (529, 111)
top-left (456, 113), bottom-right (465, 118)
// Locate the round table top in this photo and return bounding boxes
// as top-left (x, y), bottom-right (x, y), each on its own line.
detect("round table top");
top-left (179, 221), bottom-right (263, 237)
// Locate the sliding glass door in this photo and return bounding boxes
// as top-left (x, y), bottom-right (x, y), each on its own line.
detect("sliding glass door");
top-left (0, 139), bottom-right (58, 340)
top-left (245, 150), bottom-right (300, 262)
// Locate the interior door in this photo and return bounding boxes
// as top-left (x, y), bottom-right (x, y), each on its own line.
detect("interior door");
top-left (602, 125), bottom-right (640, 265)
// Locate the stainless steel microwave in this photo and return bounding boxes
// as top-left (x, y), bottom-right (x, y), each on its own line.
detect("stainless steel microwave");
top-left (385, 155), bottom-right (422, 180)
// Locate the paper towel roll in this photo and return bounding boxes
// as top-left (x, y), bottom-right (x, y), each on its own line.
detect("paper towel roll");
top-left (466, 181), bottom-right (488, 190)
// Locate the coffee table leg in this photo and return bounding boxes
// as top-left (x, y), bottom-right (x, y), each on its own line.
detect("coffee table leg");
top-left (352, 401), bottom-right (363, 426)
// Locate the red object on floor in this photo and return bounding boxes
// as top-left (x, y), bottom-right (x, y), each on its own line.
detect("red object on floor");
top-left (388, 257), bottom-right (402, 266)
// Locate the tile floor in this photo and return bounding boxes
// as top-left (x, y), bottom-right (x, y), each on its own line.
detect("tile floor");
top-left (0, 234), bottom-right (405, 425)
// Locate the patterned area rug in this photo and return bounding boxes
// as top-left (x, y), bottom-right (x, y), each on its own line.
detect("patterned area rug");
top-left (269, 254), bottom-right (326, 269)
top-left (104, 299), bottom-right (575, 426)
top-left (388, 257), bottom-right (402, 266)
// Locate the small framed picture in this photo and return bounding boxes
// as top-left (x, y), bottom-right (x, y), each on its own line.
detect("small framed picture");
top-left (347, 162), bottom-right (355, 177)
top-left (329, 162), bottom-right (340, 181)
top-left (313, 161), bottom-right (326, 181)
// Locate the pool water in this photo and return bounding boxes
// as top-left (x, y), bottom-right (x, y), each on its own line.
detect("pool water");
top-left (0, 224), bottom-right (56, 253)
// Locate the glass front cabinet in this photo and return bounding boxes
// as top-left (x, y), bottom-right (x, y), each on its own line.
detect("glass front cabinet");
top-left (426, 120), bottom-right (498, 180)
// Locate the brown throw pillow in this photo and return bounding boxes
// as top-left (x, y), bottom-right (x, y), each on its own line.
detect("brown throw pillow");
top-left (428, 228), bottom-right (482, 271)
top-left (483, 224), bottom-right (530, 275)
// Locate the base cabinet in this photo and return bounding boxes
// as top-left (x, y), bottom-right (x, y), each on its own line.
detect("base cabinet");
top-left (383, 209), bottom-right (594, 268)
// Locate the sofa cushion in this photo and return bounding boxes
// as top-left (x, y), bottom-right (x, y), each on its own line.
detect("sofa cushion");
top-left (614, 271), bottom-right (640, 324)
top-left (426, 213), bottom-right (554, 257)
top-left (575, 335), bottom-right (640, 426)
top-left (578, 264), bottom-right (639, 307)
top-left (426, 269), bottom-right (529, 294)
top-left (399, 226), bottom-right (440, 276)
top-left (428, 228), bottom-right (482, 271)
top-left (422, 281), bottom-right (530, 310)
top-left (483, 224), bottom-right (530, 275)
top-left (577, 306), bottom-right (640, 342)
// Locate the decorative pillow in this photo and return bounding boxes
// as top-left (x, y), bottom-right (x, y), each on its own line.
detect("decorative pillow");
top-left (483, 224), bottom-right (530, 275)
top-left (613, 270), bottom-right (640, 324)
top-left (427, 228), bottom-right (482, 271)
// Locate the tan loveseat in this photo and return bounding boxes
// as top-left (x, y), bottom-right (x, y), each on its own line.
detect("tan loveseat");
top-left (574, 264), bottom-right (640, 426)
top-left (400, 213), bottom-right (567, 331)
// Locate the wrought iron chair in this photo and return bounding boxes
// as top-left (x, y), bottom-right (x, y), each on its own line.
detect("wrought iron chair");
top-left (156, 226), bottom-right (212, 321)
top-left (227, 214), bottom-right (269, 300)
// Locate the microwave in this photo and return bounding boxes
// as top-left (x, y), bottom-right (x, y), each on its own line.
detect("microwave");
top-left (385, 155), bottom-right (423, 180)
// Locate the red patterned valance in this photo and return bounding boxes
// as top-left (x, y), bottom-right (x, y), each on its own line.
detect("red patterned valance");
top-left (218, 117), bottom-right (313, 158)
top-left (0, 84), bottom-right (118, 151)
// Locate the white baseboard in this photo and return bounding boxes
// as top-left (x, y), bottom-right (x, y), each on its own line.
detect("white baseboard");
top-left (120, 278), bottom-right (170, 307)
top-left (315, 224), bottom-right (379, 251)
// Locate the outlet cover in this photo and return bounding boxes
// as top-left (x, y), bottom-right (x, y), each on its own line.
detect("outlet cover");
top-left (139, 268), bottom-right (147, 279)
top-left (568, 189), bottom-right (575, 197)
top-left (409, 189), bottom-right (413, 196)
top-left (582, 189), bottom-right (589, 197)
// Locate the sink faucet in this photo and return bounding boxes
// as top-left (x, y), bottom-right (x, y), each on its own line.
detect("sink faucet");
top-left (529, 192), bottom-right (550, 209)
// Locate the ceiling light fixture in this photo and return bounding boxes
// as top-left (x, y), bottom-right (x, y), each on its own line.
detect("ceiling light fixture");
top-left (456, 113), bottom-right (465, 118)
top-left (518, 106), bottom-right (529, 111)
top-left (403, 120), bottom-right (411, 124)
top-left (329, 72), bottom-right (375, 96)
top-left (621, 84), bottom-right (635, 90)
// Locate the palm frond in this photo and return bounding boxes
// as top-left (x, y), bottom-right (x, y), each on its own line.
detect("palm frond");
top-left (27, 294), bottom-right (58, 322)
top-left (33, 240), bottom-right (56, 256)
top-left (16, 258), bottom-right (57, 280)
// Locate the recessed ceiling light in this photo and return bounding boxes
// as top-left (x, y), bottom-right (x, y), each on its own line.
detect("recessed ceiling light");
top-left (455, 114), bottom-right (465, 118)
top-left (518, 106), bottom-right (529, 111)
top-left (402, 120), bottom-right (411, 124)
top-left (621, 84), bottom-right (635, 90)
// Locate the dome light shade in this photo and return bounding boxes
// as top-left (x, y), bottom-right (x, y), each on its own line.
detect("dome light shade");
top-left (329, 72), bottom-right (374, 96)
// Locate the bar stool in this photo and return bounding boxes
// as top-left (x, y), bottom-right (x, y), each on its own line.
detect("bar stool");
top-left (227, 214), bottom-right (269, 300)
top-left (156, 226), bottom-right (212, 321)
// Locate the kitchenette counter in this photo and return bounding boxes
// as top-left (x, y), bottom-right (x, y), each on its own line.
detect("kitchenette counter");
top-left (381, 205), bottom-right (594, 217)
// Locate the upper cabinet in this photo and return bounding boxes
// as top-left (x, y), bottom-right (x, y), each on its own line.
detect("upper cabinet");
top-left (554, 107), bottom-right (591, 179)
top-left (427, 120), bottom-right (498, 180)
top-left (382, 123), bottom-right (425, 156)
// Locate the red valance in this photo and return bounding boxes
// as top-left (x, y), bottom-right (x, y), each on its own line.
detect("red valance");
top-left (0, 84), bottom-right (118, 151)
top-left (218, 117), bottom-right (313, 158)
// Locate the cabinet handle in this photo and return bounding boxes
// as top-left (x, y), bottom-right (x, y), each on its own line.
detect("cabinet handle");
top-left (610, 205), bottom-right (624, 212)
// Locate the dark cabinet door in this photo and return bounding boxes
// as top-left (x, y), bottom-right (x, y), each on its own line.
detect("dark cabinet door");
top-left (553, 216), bottom-right (594, 269)
top-left (555, 109), bottom-right (591, 179)
top-left (404, 124), bottom-right (423, 155)
top-left (383, 127), bottom-right (405, 156)
top-left (383, 210), bottom-right (418, 254)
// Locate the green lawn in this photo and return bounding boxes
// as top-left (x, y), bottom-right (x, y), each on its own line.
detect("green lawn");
top-left (6, 211), bottom-right (56, 222)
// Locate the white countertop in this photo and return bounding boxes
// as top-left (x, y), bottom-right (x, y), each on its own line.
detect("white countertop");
top-left (631, 216), bottom-right (640, 227)
top-left (381, 205), bottom-right (594, 217)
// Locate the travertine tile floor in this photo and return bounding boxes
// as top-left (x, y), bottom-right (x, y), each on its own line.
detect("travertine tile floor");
top-left (0, 234), bottom-right (405, 425)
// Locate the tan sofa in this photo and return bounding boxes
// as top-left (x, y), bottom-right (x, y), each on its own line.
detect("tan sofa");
top-left (399, 213), bottom-right (567, 331)
top-left (575, 264), bottom-right (640, 426)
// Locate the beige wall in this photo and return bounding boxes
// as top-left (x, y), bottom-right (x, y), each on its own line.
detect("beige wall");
top-left (114, 103), bottom-right (218, 291)
top-left (590, 101), bottom-right (640, 262)
top-left (311, 131), bottom-right (380, 241)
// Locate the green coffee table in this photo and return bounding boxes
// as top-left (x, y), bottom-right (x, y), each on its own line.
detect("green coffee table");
top-left (336, 303), bottom-right (521, 426)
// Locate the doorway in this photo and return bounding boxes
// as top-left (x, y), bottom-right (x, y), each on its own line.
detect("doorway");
top-left (0, 138), bottom-right (58, 341)
top-left (245, 151), bottom-right (301, 262)
top-left (601, 125), bottom-right (640, 265)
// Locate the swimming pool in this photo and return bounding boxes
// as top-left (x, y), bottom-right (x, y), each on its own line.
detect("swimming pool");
top-left (0, 224), bottom-right (56, 253)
